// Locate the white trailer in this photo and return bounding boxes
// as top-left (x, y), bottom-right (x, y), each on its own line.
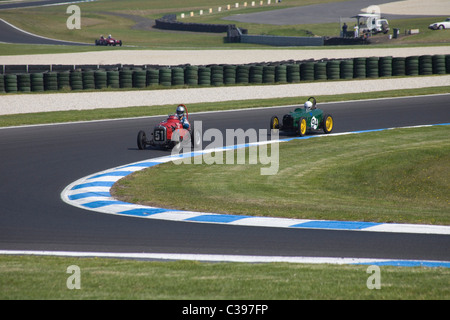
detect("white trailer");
top-left (352, 13), bottom-right (390, 36)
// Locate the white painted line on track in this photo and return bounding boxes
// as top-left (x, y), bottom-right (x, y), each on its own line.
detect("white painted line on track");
top-left (1, 250), bottom-right (449, 267)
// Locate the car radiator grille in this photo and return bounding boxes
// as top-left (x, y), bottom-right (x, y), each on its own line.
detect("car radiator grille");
top-left (283, 114), bottom-right (293, 129)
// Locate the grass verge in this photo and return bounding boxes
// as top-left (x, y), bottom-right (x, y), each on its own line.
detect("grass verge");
top-left (1, 255), bottom-right (449, 299)
top-left (112, 125), bottom-right (450, 225)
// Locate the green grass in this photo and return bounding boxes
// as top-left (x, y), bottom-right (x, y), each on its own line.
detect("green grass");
top-left (1, 255), bottom-right (449, 299)
top-left (1, 86), bottom-right (449, 128)
top-left (112, 125), bottom-right (450, 225)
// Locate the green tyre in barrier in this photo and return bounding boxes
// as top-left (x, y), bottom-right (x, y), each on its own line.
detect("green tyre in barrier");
top-left (326, 60), bottom-right (340, 80)
top-left (58, 71), bottom-right (71, 90)
top-left (107, 70), bottom-right (120, 88)
top-left (5, 74), bottom-right (17, 93)
top-left (366, 57), bottom-right (379, 78)
top-left (70, 70), bottom-right (83, 90)
top-left (198, 67), bottom-right (211, 86)
top-left (405, 56), bottom-right (419, 76)
top-left (419, 55), bottom-right (433, 75)
top-left (93, 70), bottom-right (107, 89)
top-left (44, 72), bottom-right (58, 91)
top-left (446, 55), bottom-right (450, 74)
top-left (133, 70), bottom-right (147, 88)
top-left (0, 74), bottom-right (5, 93)
top-left (287, 64), bottom-right (300, 83)
top-left (300, 62), bottom-right (314, 81)
top-left (211, 65), bottom-right (224, 86)
top-left (185, 66), bottom-right (199, 86)
top-left (249, 65), bottom-right (263, 84)
top-left (379, 56), bottom-right (393, 77)
top-left (275, 64), bottom-right (287, 83)
top-left (314, 62), bottom-right (327, 81)
top-left (120, 69), bottom-right (133, 88)
top-left (392, 57), bottom-right (406, 76)
top-left (236, 65), bottom-right (249, 84)
top-left (432, 55), bottom-right (446, 74)
top-left (171, 67), bottom-right (185, 86)
top-left (158, 68), bottom-right (172, 87)
top-left (17, 73), bottom-right (31, 92)
top-left (146, 69), bottom-right (160, 86)
top-left (223, 65), bottom-right (236, 85)
top-left (340, 59), bottom-right (354, 79)
top-left (82, 70), bottom-right (95, 90)
top-left (353, 57), bottom-right (366, 79)
top-left (263, 65), bottom-right (275, 84)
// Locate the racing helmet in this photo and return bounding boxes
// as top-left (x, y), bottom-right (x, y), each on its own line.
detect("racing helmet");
top-left (176, 105), bottom-right (185, 117)
top-left (304, 100), bottom-right (313, 110)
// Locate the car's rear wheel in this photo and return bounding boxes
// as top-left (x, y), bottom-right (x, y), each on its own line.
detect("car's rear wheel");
top-left (298, 117), bottom-right (307, 137)
top-left (270, 116), bottom-right (280, 132)
top-left (322, 114), bottom-right (333, 134)
top-left (137, 130), bottom-right (147, 150)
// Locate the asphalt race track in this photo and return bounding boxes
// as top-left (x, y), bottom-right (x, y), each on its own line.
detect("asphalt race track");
top-left (0, 0), bottom-right (87, 10)
top-left (0, 18), bottom-right (91, 46)
top-left (223, 0), bottom-right (438, 25)
top-left (0, 94), bottom-right (449, 262)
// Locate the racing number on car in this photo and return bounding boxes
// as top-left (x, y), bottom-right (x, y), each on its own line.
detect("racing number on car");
top-left (155, 130), bottom-right (164, 141)
top-left (311, 116), bottom-right (319, 130)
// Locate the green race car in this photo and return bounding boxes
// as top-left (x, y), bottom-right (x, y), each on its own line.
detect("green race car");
top-left (270, 97), bottom-right (334, 136)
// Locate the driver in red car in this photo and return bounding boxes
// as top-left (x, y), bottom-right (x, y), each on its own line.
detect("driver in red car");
top-left (176, 105), bottom-right (190, 129)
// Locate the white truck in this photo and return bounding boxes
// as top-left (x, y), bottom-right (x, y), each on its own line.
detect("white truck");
top-left (352, 13), bottom-right (390, 35)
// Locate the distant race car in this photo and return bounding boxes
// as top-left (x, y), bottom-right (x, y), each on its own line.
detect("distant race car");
top-left (428, 18), bottom-right (450, 30)
top-left (95, 36), bottom-right (122, 46)
top-left (270, 97), bottom-right (334, 136)
top-left (137, 104), bottom-right (201, 150)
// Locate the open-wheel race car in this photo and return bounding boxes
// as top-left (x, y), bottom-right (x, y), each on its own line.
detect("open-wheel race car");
top-left (270, 97), bottom-right (334, 136)
top-left (137, 104), bottom-right (202, 151)
top-left (95, 35), bottom-right (122, 46)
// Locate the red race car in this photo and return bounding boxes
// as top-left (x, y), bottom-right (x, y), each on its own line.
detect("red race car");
top-left (95, 35), bottom-right (122, 46)
top-left (137, 104), bottom-right (201, 150)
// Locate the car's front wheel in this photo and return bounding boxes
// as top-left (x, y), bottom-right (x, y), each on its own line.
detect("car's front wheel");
top-left (298, 117), bottom-right (307, 137)
top-left (322, 114), bottom-right (333, 134)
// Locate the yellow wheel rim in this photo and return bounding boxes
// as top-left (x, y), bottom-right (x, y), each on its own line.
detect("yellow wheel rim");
top-left (272, 117), bottom-right (279, 129)
top-left (300, 119), bottom-right (306, 135)
top-left (326, 117), bottom-right (333, 131)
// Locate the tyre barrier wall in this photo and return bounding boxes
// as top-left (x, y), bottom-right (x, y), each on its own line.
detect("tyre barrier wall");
top-left (1, 54), bottom-right (450, 93)
top-left (154, 17), bottom-right (234, 33)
